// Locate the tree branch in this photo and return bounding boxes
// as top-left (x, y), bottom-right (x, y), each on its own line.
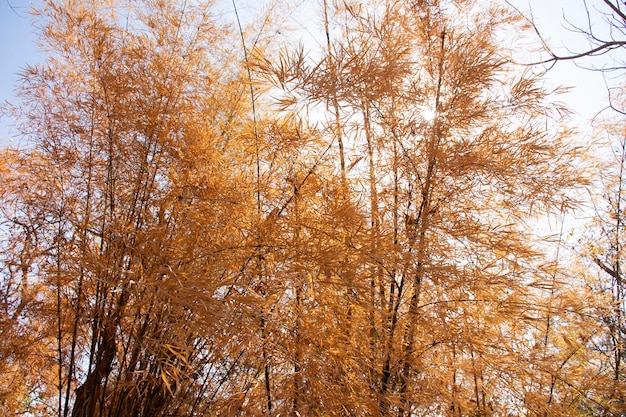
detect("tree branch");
top-left (602, 0), bottom-right (626, 24)
top-left (531, 41), bottom-right (626, 66)
top-left (594, 257), bottom-right (620, 280)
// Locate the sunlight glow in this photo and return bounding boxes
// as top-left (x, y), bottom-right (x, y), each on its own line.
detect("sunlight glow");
top-left (422, 109), bottom-right (436, 121)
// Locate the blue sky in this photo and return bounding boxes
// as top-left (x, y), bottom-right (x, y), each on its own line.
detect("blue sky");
top-left (0, 0), bottom-right (42, 145)
top-left (0, 0), bottom-right (619, 146)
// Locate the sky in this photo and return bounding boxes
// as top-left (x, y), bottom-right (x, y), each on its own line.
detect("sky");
top-left (510, 0), bottom-right (624, 123)
top-left (0, 0), bottom-right (622, 146)
top-left (0, 0), bottom-right (42, 145)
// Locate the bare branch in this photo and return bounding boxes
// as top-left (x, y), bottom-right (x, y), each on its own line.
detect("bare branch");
top-left (602, 0), bottom-right (626, 23)
top-left (516, 0), bottom-right (626, 70)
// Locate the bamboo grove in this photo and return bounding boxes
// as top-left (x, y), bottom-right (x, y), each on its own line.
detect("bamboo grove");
top-left (0, 0), bottom-right (624, 416)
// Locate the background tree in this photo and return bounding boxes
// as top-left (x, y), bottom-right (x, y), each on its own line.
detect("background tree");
top-left (521, 0), bottom-right (626, 413)
top-left (581, 117), bottom-right (626, 415)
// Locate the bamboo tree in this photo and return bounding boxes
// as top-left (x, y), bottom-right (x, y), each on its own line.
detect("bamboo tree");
top-left (2, 0), bottom-right (266, 415)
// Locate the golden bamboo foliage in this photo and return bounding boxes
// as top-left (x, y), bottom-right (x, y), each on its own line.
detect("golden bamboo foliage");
top-left (0, 0), bottom-right (618, 416)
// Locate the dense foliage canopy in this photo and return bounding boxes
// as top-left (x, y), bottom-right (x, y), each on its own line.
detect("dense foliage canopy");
top-left (0, 0), bottom-right (624, 416)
